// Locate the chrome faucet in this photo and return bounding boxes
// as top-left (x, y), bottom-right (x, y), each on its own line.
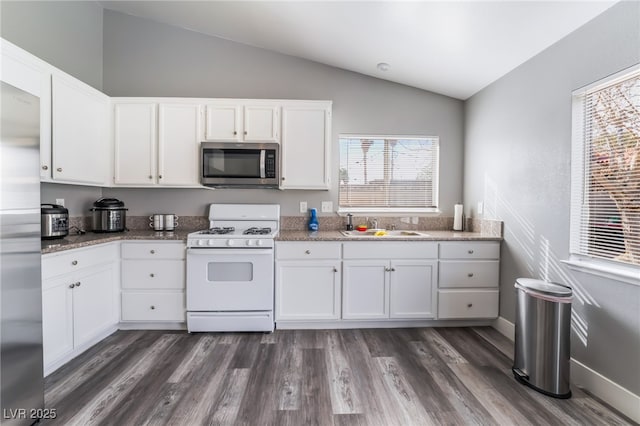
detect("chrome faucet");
top-left (369, 218), bottom-right (378, 229)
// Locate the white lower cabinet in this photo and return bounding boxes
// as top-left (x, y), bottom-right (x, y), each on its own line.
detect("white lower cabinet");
top-left (275, 242), bottom-right (342, 322)
top-left (342, 259), bottom-right (437, 320)
top-left (41, 244), bottom-right (118, 375)
top-left (120, 241), bottom-right (186, 323)
top-left (437, 242), bottom-right (500, 319)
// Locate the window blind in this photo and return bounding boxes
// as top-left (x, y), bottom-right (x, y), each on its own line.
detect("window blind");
top-left (570, 66), bottom-right (640, 266)
top-left (339, 136), bottom-right (439, 212)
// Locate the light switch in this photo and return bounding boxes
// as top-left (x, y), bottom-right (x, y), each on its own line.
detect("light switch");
top-left (321, 201), bottom-right (333, 213)
top-left (477, 201), bottom-right (484, 215)
top-left (299, 201), bottom-right (308, 213)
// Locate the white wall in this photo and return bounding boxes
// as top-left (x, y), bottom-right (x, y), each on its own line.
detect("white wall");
top-left (100, 10), bottom-right (464, 217)
top-left (464, 1), bottom-right (640, 394)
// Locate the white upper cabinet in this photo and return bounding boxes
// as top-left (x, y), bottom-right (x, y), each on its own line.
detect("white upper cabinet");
top-left (1, 39), bottom-right (52, 180)
top-left (51, 73), bottom-right (110, 185)
top-left (158, 104), bottom-right (201, 186)
top-left (113, 103), bottom-right (157, 185)
top-left (280, 102), bottom-right (332, 190)
top-left (113, 101), bottom-right (201, 187)
top-left (204, 101), bottom-right (279, 142)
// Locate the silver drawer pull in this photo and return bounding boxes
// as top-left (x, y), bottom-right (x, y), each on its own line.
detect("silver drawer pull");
top-left (42, 165), bottom-right (48, 170)
top-left (467, 303), bottom-right (473, 308)
top-left (467, 273), bottom-right (474, 277)
top-left (150, 250), bottom-right (156, 254)
top-left (150, 273), bottom-right (155, 278)
top-left (333, 267), bottom-right (338, 273)
top-left (305, 250), bottom-right (311, 254)
top-left (57, 167), bottom-right (63, 172)
top-left (150, 305), bottom-right (155, 310)
top-left (75, 281), bottom-right (81, 287)
top-left (71, 260), bottom-right (78, 266)
top-left (468, 249), bottom-right (474, 254)
top-left (69, 283), bottom-right (75, 289)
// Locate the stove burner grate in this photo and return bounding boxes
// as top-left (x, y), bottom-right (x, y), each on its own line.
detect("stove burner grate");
top-left (201, 227), bottom-right (235, 235)
top-left (243, 227), bottom-right (272, 235)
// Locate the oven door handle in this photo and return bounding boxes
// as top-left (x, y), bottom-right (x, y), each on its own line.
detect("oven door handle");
top-left (187, 248), bottom-right (273, 255)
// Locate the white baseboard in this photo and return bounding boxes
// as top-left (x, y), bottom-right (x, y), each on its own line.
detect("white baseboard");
top-left (491, 316), bottom-right (639, 423)
top-left (118, 321), bottom-right (186, 330)
top-left (571, 358), bottom-right (640, 424)
top-left (276, 319), bottom-right (493, 330)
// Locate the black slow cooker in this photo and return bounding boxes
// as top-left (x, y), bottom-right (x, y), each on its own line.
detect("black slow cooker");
top-left (90, 198), bottom-right (127, 233)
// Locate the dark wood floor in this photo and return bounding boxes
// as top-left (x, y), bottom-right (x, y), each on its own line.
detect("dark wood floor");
top-left (43, 327), bottom-right (634, 426)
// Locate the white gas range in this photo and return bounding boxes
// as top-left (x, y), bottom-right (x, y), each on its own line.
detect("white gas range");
top-left (186, 204), bottom-right (280, 332)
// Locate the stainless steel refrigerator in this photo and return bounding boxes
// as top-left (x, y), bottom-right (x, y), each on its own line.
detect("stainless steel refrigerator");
top-left (0, 81), bottom-right (45, 425)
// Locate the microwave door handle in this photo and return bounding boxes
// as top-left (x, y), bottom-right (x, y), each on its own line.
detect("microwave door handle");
top-left (260, 150), bottom-right (266, 179)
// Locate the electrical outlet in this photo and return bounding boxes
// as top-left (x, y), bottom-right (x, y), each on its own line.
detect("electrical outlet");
top-left (477, 201), bottom-right (484, 215)
top-left (321, 201), bottom-right (333, 213)
top-left (401, 217), bottom-right (410, 224)
top-left (299, 201), bottom-right (308, 213)
top-left (411, 216), bottom-right (419, 225)
top-left (55, 198), bottom-right (65, 207)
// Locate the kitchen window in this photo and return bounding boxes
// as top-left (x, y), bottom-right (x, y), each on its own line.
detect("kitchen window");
top-left (568, 64), bottom-right (640, 281)
top-left (338, 135), bottom-right (439, 214)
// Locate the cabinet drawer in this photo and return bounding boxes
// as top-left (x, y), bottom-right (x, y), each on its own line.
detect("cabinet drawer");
top-left (439, 261), bottom-right (499, 288)
top-left (438, 289), bottom-right (498, 319)
top-left (276, 242), bottom-right (341, 260)
top-left (121, 242), bottom-right (185, 260)
top-left (121, 260), bottom-right (185, 290)
top-left (42, 243), bottom-right (118, 280)
top-left (343, 242), bottom-right (438, 259)
top-left (439, 242), bottom-right (499, 260)
top-left (121, 292), bottom-right (185, 321)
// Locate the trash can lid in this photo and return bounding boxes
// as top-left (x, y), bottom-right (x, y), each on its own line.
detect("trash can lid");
top-left (515, 278), bottom-right (572, 297)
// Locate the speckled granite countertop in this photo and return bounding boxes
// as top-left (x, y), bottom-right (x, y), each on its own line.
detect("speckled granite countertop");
top-left (276, 230), bottom-right (502, 242)
top-left (41, 230), bottom-right (192, 254)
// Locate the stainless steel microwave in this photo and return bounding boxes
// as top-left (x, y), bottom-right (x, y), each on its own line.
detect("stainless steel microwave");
top-left (200, 142), bottom-right (280, 188)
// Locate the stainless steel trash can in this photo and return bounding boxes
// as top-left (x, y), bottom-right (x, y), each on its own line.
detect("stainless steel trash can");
top-left (512, 278), bottom-right (572, 398)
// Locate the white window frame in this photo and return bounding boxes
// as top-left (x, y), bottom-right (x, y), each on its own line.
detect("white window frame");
top-left (565, 64), bottom-right (640, 286)
top-left (337, 134), bottom-right (440, 216)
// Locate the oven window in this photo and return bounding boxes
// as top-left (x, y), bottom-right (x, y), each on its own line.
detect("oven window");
top-left (207, 262), bottom-right (254, 282)
top-left (203, 149), bottom-right (261, 178)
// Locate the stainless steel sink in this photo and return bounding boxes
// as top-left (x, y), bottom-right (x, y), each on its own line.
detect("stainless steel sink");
top-left (340, 229), bottom-right (430, 237)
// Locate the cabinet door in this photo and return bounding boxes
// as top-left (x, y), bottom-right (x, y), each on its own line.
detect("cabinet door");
top-left (42, 277), bottom-right (74, 368)
top-left (204, 104), bottom-right (241, 141)
top-left (281, 104), bottom-right (331, 189)
top-left (51, 73), bottom-right (109, 185)
top-left (342, 260), bottom-right (388, 319)
top-left (244, 105), bottom-right (279, 142)
top-left (275, 260), bottom-right (341, 320)
top-left (113, 103), bottom-right (157, 185)
top-left (389, 260), bottom-right (437, 319)
top-left (72, 264), bottom-right (117, 348)
top-left (158, 104), bottom-right (201, 186)
top-left (0, 40), bottom-right (52, 180)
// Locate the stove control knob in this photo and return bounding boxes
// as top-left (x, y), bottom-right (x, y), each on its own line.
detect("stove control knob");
top-left (208, 240), bottom-right (215, 246)
top-left (246, 240), bottom-right (254, 246)
top-left (198, 240), bottom-right (204, 246)
top-left (227, 239), bottom-right (235, 247)
top-left (256, 240), bottom-right (264, 247)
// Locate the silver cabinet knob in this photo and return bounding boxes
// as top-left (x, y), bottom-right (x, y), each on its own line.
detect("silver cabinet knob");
top-left (467, 273), bottom-right (474, 277)
top-left (233, 131), bottom-right (237, 136)
top-left (69, 283), bottom-right (75, 289)
top-left (244, 130), bottom-right (248, 135)
top-left (385, 267), bottom-right (390, 272)
top-left (305, 250), bottom-right (311, 254)
top-left (57, 167), bottom-right (62, 172)
top-left (42, 165), bottom-right (48, 170)
top-left (468, 249), bottom-right (474, 254)
top-left (333, 267), bottom-right (338, 273)
top-left (467, 303), bottom-right (473, 308)
top-left (390, 268), bottom-right (396, 272)
top-left (75, 281), bottom-right (81, 287)
top-left (150, 250), bottom-right (156, 254)
top-left (150, 273), bottom-right (155, 278)
top-left (150, 305), bottom-right (155, 310)
top-left (158, 175), bottom-right (163, 179)
top-left (281, 177), bottom-right (285, 181)
top-left (71, 260), bottom-right (78, 266)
